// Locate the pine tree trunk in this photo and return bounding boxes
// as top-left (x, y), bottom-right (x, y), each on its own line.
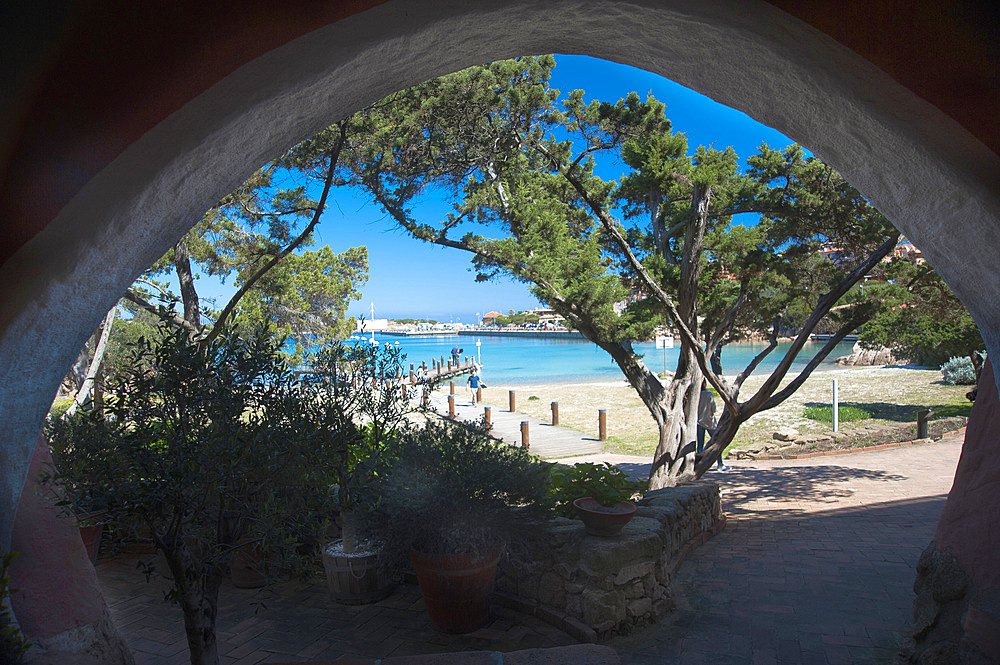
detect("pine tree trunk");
top-left (67, 306), bottom-right (116, 417)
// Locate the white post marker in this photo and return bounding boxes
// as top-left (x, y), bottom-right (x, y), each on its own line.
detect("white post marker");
top-left (655, 335), bottom-right (674, 375)
top-left (476, 338), bottom-right (482, 365)
top-left (832, 378), bottom-right (839, 433)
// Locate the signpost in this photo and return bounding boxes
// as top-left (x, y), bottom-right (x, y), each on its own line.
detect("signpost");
top-left (655, 335), bottom-right (674, 375)
top-left (832, 378), bottom-right (840, 433)
top-left (476, 338), bottom-right (482, 365)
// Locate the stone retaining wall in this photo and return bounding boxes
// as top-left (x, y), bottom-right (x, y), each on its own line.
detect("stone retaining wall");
top-left (496, 481), bottom-right (722, 640)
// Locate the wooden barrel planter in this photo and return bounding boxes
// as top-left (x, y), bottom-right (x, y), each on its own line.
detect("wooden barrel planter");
top-left (322, 541), bottom-right (396, 605)
top-left (410, 550), bottom-right (500, 634)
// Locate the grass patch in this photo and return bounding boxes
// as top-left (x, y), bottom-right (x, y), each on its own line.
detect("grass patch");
top-left (528, 395), bottom-right (540, 401)
top-left (930, 404), bottom-right (972, 419)
top-left (803, 404), bottom-right (872, 424)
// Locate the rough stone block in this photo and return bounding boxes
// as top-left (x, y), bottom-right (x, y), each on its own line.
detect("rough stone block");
top-left (773, 427), bottom-right (799, 441)
top-left (582, 588), bottom-right (624, 632)
top-left (628, 597), bottom-right (653, 617)
top-left (614, 561), bottom-right (655, 586)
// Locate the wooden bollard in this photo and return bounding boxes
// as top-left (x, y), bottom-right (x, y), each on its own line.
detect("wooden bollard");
top-left (599, 409), bottom-right (607, 441)
top-left (422, 391), bottom-right (429, 408)
top-left (551, 401), bottom-right (559, 426)
top-left (521, 421), bottom-right (530, 450)
top-left (477, 386), bottom-right (482, 402)
top-left (509, 390), bottom-right (516, 412)
top-left (484, 406), bottom-right (492, 428)
top-left (450, 381), bottom-right (455, 395)
top-left (410, 371), bottom-right (416, 385)
top-left (432, 359), bottom-right (437, 371)
top-left (440, 356), bottom-right (445, 371)
top-left (448, 360), bottom-right (453, 371)
top-left (410, 362), bottom-right (414, 373)
top-left (401, 384), bottom-right (408, 400)
top-left (448, 394), bottom-right (456, 418)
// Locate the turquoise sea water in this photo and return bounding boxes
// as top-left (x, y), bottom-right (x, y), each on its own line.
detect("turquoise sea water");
top-left (350, 332), bottom-right (855, 386)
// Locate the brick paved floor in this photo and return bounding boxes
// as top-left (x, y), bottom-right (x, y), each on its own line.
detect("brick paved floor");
top-left (97, 433), bottom-right (963, 665)
top-left (609, 433), bottom-right (963, 665)
top-left (98, 554), bottom-right (577, 664)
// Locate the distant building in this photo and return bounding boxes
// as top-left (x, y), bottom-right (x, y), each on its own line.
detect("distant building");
top-left (893, 236), bottom-right (926, 264)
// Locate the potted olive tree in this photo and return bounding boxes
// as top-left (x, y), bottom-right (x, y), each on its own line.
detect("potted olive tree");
top-left (309, 341), bottom-right (410, 604)
top-left (360, 421), bottom-right (552, 633)
top-left (44, 322), bottom-right (345, 665)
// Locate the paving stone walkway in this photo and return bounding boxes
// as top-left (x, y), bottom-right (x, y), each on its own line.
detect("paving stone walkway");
top-left (95, 432), bottom-right (962, 665)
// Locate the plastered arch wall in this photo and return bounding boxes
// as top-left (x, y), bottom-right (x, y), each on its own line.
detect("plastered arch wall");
top-left (2, 0), bottom-right (999, 650)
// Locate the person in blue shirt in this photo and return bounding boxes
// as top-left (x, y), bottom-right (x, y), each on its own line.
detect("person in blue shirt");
top-left (467, 369), bottom-right (485, 406)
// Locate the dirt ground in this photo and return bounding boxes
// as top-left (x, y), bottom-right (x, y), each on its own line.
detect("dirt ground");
top-left (477, 365), bottom-right (973, 457)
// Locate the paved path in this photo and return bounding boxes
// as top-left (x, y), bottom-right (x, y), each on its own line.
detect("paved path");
top-left (420, 385), bottom-right (605, 458)
top-left (95, 433), bottom-right (962, 664)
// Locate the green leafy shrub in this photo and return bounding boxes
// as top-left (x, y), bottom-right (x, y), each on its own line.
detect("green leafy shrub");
top-left (361, 421), bottom-right (552, 561)
top-left (528, 395), bottom-right (540, 401)
top-left (547, 462), bottom-right (643, 517)
top-left (803, 404), bottom-right (872, 423)
top-left (941, 356), bottom-right (977, 385)
top-left (1, 552), bottom-right (31, 663)
top-left (43, 321), bottom-right (363, 665)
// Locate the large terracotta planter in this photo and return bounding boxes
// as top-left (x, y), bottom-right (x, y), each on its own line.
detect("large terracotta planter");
top-left (230, 541), bottom-right (267, 588)
top-left (573, 497), bottom-right (637, 537)
top-left (76, 511), bottom-right (105, 565)
top-left (322, 541), bottom-right (396, 605)
top-left (410, 550), bottom-right (500, 633)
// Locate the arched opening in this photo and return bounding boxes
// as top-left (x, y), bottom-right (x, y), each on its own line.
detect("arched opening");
top-left (3, 1), bottom-right (998, 661)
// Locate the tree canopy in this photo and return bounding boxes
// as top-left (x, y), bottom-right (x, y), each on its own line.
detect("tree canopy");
top-left (338, 55), bottom-right (899, 486)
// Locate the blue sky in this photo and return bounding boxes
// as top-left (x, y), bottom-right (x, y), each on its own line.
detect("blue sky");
top-left (196, 54), bottom-right (800, 324)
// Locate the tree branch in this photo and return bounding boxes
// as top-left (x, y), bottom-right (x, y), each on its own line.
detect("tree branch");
top-left (740, 231), bottom-right (900, 415)
top-left (203, 121), bottom-right (349, 345)
top-left (124, 290), bottom-right (203, 338)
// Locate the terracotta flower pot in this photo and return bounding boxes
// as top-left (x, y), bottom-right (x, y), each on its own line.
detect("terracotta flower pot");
top-left (410, 550), bottom-right (499, 633)
top-left (230, 541), bottom-right (267, 589)
top-left (573, 497), bottom-right (637, 537)
top-left (76, 511), bottom-right (105, 565)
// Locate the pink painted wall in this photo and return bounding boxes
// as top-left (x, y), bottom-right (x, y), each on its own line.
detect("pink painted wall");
top-left (936, 357), bottom-right (1000, 592)
top-left (10, 435), bottom-right (108, 640)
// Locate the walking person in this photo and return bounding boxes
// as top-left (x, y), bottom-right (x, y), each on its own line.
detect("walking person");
top-left (698, 380), bottom-right (730, 471)
top-left (467, 368), bottom-right (486, 406)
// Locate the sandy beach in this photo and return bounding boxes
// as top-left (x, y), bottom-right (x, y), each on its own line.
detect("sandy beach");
top-left (469, 365), bottom-right (972, 456)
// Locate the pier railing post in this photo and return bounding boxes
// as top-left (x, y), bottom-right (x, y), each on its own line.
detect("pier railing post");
top-left (484, 406), bottom-right (491, 428)
top-left (551, 401), bottom-right (559, 426)
top-left (450, 381), bottom-right (455, 395)
top-left (521, 421), bottom-right (530, 450)
top-left (599, 409), bottom-right (607, 441)
top-left (509, 390), bottom-right (516, 412)
top-left (448, 395), bottom-right (455, 419)
top-left (477, 386), bottom-right (482, 402)
top-left (917, 409), bottom-right (934, 439)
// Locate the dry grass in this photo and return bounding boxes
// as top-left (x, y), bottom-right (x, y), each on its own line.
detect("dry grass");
top-left (478, 366), bottom-right (972, 456)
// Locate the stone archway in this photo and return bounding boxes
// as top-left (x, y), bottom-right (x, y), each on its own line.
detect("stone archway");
top-left (2, 0), bottom-right (998, 661)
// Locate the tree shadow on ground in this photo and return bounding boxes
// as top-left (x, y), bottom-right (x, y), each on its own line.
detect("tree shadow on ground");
top-left (803, 400), bottom-right (971, 423)
top-left (715, 464), bottom-right (909, 517)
